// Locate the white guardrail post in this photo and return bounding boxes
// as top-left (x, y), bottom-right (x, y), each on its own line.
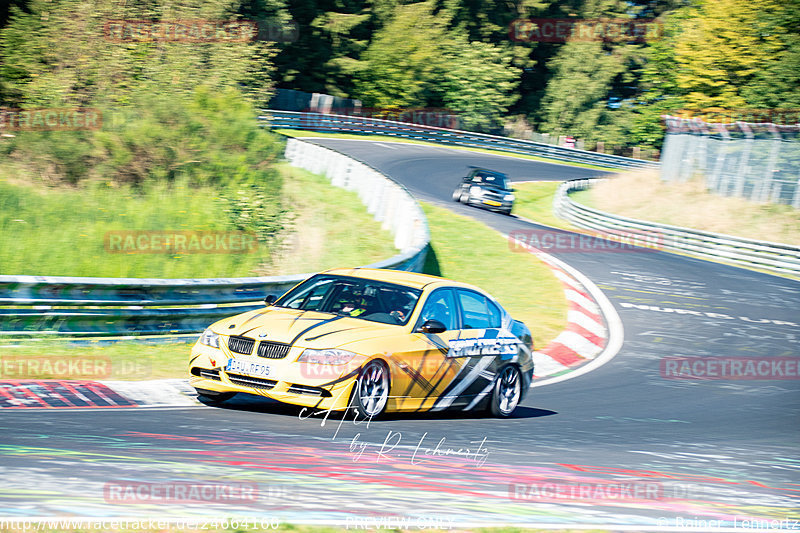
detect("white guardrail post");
top-left (0, 138), bottom-right (429, 336)
top-left (554, 178), bottom-right (800, 278)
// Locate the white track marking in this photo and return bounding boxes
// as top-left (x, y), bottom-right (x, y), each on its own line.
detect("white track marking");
top-left (531, 351), bottom-right (569, 376)
top-left (549, 331), bottom-right (604, 359)
top-left (565, 289), bottom-right (601, 315)
top-left (567, 309), bottom-right (607, 337)
top-left (530, 252), bottom-right (624, 388)
top-left (100, 379), bottom-right (198, 406)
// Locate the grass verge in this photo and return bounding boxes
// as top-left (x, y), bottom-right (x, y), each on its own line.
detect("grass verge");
top-left (421, 201), bottom-right (567, 348)
top-left (261, 163), bottom-right (397, 275)
top-left (5, 201), bottom-right (569, 379)
top-left (274, 128), bottom-right (614, 171)
top-left (0, 162), bottom-right (396, 277)
top-left (580, 170), bottom-right (800, 245)
top-left (0, 338), bottom-right (194, 380)
top-left (512, 181), bottom-right (575, 230)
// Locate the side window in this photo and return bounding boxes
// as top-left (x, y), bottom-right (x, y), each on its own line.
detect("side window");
top-left (457, 290), bottom-right (491, 330)
top-left (416, 289), bottom-right (457, 331)
top-left (487, 299), bottom-right (502, 328)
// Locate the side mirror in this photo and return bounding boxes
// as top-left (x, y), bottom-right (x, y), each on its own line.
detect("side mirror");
top-left (264, 294), bottom-right (276, 306)
top-left (416, 319), bottom-right (446, 334)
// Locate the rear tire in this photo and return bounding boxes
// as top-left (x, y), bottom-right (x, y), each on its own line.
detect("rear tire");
top-left (350, 360), bottom-right (389, 419)
top-left (488, 365), bottom-right (522, 417)
top-left (195, 388), bottom-right (236, 404)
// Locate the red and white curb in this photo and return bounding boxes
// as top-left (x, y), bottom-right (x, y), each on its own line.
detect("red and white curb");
top-left (0, 379), bottom-right (198, 409)
top-left (511, 238), bottom-right (624, 386)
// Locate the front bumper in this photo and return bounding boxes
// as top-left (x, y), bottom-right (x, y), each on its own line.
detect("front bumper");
top-left (189, 341), bottom-right (361, 411)
top-left (468, 196), bottom-right (513, 213)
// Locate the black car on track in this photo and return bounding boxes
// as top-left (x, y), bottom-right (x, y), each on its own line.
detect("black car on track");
top-left (451, 168), bottom-right (515, 215)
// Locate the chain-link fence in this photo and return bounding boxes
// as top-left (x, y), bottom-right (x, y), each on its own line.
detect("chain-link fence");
top-left (660, 115), bottom-right (800, 208)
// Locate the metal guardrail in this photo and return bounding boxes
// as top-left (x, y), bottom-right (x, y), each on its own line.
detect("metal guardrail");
top-left (260, 110), bottom-right (658, 171)
top-left (554, 179), bottom-right (800, 278)
top-left (0, 139), bottom-right (430, 336)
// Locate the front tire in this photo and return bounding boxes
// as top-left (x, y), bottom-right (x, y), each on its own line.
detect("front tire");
top-left (195, 388), bottom-right (236, 404)
top-left (351, 360), bottom-right (389, 419)
top-left (459, 190), bottom-right (470, 204)
top-left (488, 365), bottom-right (522, 417)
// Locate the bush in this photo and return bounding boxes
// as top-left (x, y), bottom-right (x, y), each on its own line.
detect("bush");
top-left (2, 86), bottom-right (288, 266)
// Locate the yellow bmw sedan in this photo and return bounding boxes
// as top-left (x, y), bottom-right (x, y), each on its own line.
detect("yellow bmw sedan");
top-left (189, 268), bottom-right (534, 418)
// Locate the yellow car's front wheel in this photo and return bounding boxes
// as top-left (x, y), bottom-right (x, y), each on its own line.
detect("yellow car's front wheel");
top-left (351, 360), bottom-right (389, 419)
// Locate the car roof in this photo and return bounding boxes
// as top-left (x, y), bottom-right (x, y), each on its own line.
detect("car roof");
top-left (470, 168), bottom-right (508, 177)
top-left (320, 268), bottom-right (485, 292)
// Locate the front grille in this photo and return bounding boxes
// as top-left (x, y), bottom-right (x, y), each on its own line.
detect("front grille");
top-left (191, 367), bottom-right (221, 381)
top-left (256, 341), bottom-right (290, 359)
top-left (228, 335), bottom-right (255, 355)
top-left (226, 373), bottom-right (278, 390)
top-left (288, 384), bottom-right (332, 397)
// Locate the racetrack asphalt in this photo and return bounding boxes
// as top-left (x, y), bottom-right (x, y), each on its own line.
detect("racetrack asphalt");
top-left (0, 139), bottom-right (798, 528)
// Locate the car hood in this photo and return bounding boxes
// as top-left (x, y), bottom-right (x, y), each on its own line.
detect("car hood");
top-left (211, 307), bottom-right (398, 350)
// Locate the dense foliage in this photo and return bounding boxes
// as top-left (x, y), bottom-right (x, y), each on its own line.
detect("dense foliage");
top-left (1, 0), bottom-right (798, 153)
top-left (0, 0), bottom-right (287, 265)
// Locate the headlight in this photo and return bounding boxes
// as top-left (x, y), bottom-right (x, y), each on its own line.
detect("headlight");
top-left (298, 348), bottom-right (357, 365)
top-left (469, 185), bottom-right (483, 196)
top-left (504, 193), bottom-right (515, 201)
top-left (199, 329), bottom-right (220, 348)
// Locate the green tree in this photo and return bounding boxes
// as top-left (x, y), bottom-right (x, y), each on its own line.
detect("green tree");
top-left (438, 38), bottom-right (521, 131)
top-left (353, 1), bottom-right (448, 108)
top-left (0, 0), bottom-right (276, 108)
top-left (353, 1), bottom-right (520, 130)
top-left (632, 0), bottom-right (800, 147)
top-left (532, 0), bottom-right (674, 149)
top-left (537, 40), bottom-right (631, 145)
top-left (740, 0), bottom-right (800, 109)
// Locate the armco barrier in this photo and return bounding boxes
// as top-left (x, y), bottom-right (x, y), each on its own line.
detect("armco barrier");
top-left (554, 178), bottom-right (800, 278)
top-left (0, 139), bottom-right (429, 336)
top-left (261, 110), bottom-right (657, 171)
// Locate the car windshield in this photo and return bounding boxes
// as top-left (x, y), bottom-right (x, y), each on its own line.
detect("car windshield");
top-left (273, 274), bottom-right (422, 325)
top-left (473, 171), bottom-right (510, 190)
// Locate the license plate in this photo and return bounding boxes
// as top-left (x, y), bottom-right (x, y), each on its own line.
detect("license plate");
top-left (225, 358), bottom-right (271, 378)
top-left (483, 200), bottom-right (501, 206)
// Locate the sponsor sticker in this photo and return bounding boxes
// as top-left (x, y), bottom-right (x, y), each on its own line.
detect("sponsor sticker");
top-left (447, 337), bottom-right (519, 358)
